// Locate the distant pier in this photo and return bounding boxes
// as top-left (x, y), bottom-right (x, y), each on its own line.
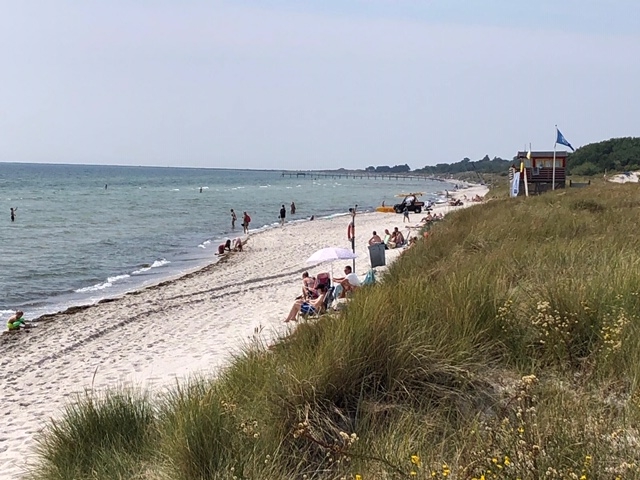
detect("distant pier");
top-left (281, 171), bottom-right (440, 181)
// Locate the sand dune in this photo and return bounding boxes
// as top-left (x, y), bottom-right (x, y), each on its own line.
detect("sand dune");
top-left (0, 185), bottom-right (487, 479)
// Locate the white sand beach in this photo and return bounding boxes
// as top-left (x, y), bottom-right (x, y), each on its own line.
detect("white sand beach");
top-left (0, 185), bottom-right (487, 479)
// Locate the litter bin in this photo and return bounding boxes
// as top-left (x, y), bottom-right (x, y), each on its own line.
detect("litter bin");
top-left (368, 243), bottom-right (386, 268)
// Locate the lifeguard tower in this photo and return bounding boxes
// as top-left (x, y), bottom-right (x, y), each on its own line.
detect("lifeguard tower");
top-left (515, 150), bottom-right (569, 194)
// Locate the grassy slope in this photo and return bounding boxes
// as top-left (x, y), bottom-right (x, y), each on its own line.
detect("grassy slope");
top-left (27, 183), bottom-right (640, 480)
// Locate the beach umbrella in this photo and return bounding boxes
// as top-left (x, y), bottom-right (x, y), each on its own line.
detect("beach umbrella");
top-left (306, 247), bottom-right (357, 279)
top-left (306, 247), bottom-right (357, 265)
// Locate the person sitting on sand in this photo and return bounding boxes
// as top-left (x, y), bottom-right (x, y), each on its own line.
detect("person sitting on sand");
top-left (391, 227), bottom-right (405, 247)
top-left (7, 311), bottom-right (26, 331)
top-left (332, 265), bottom-right (361, 298)
top-left (233, 238), bottom-right (243, 252)
top-left (368, 231), bottom-right (382, 246)
top-left (421, 212), bottom-right (433, 223)
top-left (383, 228), bottom-right (395, 249)
top-left (285, 285), bottom-right (327, 322)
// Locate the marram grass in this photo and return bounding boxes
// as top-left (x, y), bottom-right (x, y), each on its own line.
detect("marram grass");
top-left (27, 183), bottom-right (640, 479)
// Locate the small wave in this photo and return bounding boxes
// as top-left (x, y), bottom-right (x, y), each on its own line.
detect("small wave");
top-left (75, 274), bottom-right (130, 293)
top-left (107, 274), bottom-right (130, 283)
top-left (132, 258), bottom-right (171, 275)
top-left (172, 188), bottom-right (180, 191)
top-left (75, 281), bottom-right (112, 293)
top-left (259, 185), bottom-right (270, 188)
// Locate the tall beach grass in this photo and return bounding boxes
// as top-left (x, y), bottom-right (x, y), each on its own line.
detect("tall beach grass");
top-left (26, 183), bottom-right (640, 479)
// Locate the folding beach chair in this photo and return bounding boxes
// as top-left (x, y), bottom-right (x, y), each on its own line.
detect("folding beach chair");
top-left (298, 288), bottom-right (334, 321)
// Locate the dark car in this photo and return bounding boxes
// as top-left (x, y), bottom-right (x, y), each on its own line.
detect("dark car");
top-left (393, 194), bottom-right (427, 214)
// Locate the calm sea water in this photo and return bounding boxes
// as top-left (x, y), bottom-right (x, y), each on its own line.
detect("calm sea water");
top-left (0, 163), bottom-right (450, 320)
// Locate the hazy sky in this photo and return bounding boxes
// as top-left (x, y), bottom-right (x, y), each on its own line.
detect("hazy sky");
top-left (1, 1), bottom-right (638, 170)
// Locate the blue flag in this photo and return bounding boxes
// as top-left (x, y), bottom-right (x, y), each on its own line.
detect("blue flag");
top-left (556, 128), bottom-right (575, 151)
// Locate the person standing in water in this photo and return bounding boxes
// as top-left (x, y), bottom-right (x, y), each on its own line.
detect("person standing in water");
top-left (242, 211), bottom-right (251, 234)
top-left (290, 201), bottom-right (296, 215)
top-left (230, 209), bottom-right (237, 229)
top-left (10, 207), bottom-right (17, 222)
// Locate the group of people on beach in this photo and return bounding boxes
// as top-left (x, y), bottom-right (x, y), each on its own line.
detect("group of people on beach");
top-left (230, 202), bottom-right (298, 233)
top-left (279, 202), bottom-right (296, 226)
top-left (368, 227), bottom-right (407, 249)
top-left (285, 265), bottom-right (361, 322)
top-left (230, 209), bottom-right (251, 234)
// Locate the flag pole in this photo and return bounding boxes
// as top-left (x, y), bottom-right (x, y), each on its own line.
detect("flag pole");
top-left (350, 205), bottom-right (357, 270)
top-left (523, 144), bottom-right (529, 197)
top-left (552, 125), bottom-right (557, 191)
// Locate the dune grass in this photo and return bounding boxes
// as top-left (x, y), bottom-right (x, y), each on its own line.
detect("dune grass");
top-left (26, 183), bottom-right (640, 479)
top-left (27, 389), bottom-right (155, 480)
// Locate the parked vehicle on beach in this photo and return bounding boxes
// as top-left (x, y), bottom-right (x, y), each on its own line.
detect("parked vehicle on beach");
top-left (393, 193), bottom-right (428, 214)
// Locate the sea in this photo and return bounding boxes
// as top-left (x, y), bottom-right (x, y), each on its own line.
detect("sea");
top-left (0, 163), bottom-right (452, 321)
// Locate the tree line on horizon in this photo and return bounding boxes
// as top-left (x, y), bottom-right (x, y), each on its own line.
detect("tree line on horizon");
top-left (363, 137), bottom-right (640, 177)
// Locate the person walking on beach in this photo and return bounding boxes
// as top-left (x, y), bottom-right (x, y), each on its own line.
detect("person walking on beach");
top-left (403, 205), bottom-right (410, 223)
top-left (290, 202), bottom-right (296, 215)
top-left (10, 207), bottom-right (17, 222)
top-left (230, 209), bottom-right (237, 229)
top-left (279, 204), bottom-right (286, 226)
top-left (242, 211), bottom-right (251, 234)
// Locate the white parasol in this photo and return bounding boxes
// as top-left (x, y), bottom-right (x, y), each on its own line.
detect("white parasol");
top-left (306, 247), bottom-right (356, 265)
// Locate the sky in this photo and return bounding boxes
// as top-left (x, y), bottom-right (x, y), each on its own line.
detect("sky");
top-left (1, 1), bottom-right (639, 170)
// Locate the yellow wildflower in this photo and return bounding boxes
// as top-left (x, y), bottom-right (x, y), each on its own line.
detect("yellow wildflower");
top-left (355, 475), bottom-right (362, 480)
top-left (411, 455), bottom-right (421, 466)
